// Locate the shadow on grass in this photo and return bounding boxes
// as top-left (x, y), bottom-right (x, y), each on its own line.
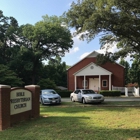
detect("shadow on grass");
top-left (40, 102), bottom-right (139, 114)
top-left (40, 100), bottom-right (140, 107)
top-left (0, 116), bottom-right (139, 140)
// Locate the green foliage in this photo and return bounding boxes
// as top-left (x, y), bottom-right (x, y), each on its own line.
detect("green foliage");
top-left (8, 46), bottom-right (42, 85)
top-left (100, 90), bottom-right (121, 96)
top-left (66, 65), bottom-right (71, 69)
top-left (0, 11), bottom-right (73, 85)
top-left (21, 18), bottom-right (73, 59)
top-left (40, 56), bottom-right (68, 87)
top-left (0, 64), bottom-right (24, 87)
top-left (19, 15), bottom-right (73, 84)
top-left (129, 57), bottom-right (140, 86)
top-left (56, 90), bottom-right (72, 97)
top-left (37, 78), bottom-right (56, 90)
top-left (118, 57), bottom-right (140, 86)
top-left (42, 14), bottom-right (65, 26)
top-left (0, 10), bottom-right (19, 64)
top-left (96, 52), bottom-right (115, 65)
top-left (64, 0), bottom-right (140, 63)
top-left (119, 58), bottom-right (130, 85)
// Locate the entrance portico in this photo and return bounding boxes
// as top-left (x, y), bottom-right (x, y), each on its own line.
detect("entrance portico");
top-left (73, 62), bottom-right (112, 91)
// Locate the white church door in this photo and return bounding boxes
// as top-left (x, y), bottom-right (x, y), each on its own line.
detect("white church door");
top-left (89, 78), bottom-right (99, 91)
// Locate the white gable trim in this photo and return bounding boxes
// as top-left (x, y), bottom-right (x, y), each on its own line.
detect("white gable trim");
top-left (68, 50), bottom-right (125, 70)
top-left (73, 62), bottom-right (112, 76)
top-left (86, 51), bottom-right (99, 58)
top-left (68, 51), bottom-right (99, 70)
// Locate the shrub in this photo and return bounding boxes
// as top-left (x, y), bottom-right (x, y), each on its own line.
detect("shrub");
top-left (37, 78), bottom-right (56, 89)
top-left (0, 64), bottom-right (24, 87)
top-left (56, 90), bottom-right (72, 97)
top-left (99, 90), bottom-right (121, 96)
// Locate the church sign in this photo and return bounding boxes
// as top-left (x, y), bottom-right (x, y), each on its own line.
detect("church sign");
top-left (10, 89), bottom-right (32, 115)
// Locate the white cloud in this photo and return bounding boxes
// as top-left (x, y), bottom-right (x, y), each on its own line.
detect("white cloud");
top-left (96, 42), bottom-right (132, 64)
top-left (68, 2), bottom-right (72, 6)
top-left (118, 54), bottom-right (132, 65)
top-left (65, 29), bottom-right (81, 55)
top-left (69, 46), bottom-right (79, 54)
top-left (96, 42), bottom-right (119, 54)
top-left (79, 43), bottom-right (118, 60)
top-left (73, 47), bottom-right (79, 52)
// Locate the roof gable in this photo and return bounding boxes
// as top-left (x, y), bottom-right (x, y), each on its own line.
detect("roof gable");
top-left (68, 50), bottom-right (125, 70)
top-left (86, 51), bottom-right (99, 58)
top-left (68, 51), bottom-right (98, 70)
top-left (74, 62), bottom-right (112, 76)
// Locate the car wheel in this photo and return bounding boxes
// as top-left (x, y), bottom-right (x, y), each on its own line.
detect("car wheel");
top-left (41, 99), bottom-right (44, 105)
top-left (71, 96), bottom-right (75, 102)
top-left (82, 98), bottom-right (86, 104)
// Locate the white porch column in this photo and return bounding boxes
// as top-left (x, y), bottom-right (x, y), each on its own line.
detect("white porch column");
top-left (99, 75), bottom-right (101, 91)
top-left (75, 76), bottom-right (77, 90)
top-left (109, 75), bottom-right (111, 91)
top-left (125, 87), bottom-right (128, 97)
top-left (84, 75), bottom-right (86, 89)
top-left (134, 87), bottom-right (140, 97)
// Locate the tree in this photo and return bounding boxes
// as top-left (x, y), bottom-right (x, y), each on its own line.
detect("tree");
top-left (37, 78), bottom-right (56, 90)
top-left (0, 11), bottom-right (73, 85)
top-left (0, 10), bottom-right (26, 86)
top-left (129, 58), bottom-right (140, 86)
top-left (48, 56), bottom-right (67, 87)
top-left (66, 65), bottom-right (71, 69)
top-left (119, 58), bottom-right (130, 85)
top-left (0, 10), bottom-right (20, 64)
top-left (0, 64), bottom-right (24, 87)
top-left (20, 15), bottom-right (73, 84)
top-left (8, 47), bottom-right (42, 85)
top-left (39, 56), bottom-right (68, 87)
top-left (64, 0), bottom-right (140, 62)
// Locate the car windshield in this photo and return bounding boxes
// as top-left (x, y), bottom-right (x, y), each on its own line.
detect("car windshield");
top-left (42, 90), bottom-right (56, 95)
top-left (82, 90), bottom-right (95, 94)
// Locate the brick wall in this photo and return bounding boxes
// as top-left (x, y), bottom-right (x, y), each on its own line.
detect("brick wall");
top-left (68, 58), bottom-right (125, 91)
top-left (0, 85), bottom-right (40, 131)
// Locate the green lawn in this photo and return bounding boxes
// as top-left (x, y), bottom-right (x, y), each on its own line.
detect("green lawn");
top-left (0, 102), bottom-right (140, 140)
top-left (61, 101), bottom-right (140, 106)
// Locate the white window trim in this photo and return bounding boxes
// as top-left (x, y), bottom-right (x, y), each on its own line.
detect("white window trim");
top-left (82, 80), bottom-right (88, 88)
top-left (102, 80), bottom-right (107, 87)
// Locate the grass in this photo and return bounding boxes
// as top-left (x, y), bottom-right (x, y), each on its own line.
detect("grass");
top-left (0, 102), bottom-right (140, 140)
top-left (61, 101), bottom-right (140, 106)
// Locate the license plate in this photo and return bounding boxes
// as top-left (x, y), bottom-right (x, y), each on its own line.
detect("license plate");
top-left (52, 100), bottom-right (56, 103)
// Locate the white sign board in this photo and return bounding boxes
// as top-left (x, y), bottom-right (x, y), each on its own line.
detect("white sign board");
top-left (10, 89), bottom-right (32, 115)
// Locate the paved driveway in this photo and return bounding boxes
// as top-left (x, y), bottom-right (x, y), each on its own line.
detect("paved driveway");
top-left (104, 97), bottom-right (140, 101)
top-left (62, 97), bottom-right (140, 102)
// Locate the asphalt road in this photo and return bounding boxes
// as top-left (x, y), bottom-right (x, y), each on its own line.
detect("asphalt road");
top-left (62, 97), bottom-right (140, 102)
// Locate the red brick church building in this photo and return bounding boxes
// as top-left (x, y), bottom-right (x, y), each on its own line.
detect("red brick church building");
top-left (67, 51), bottom-right (125, 92)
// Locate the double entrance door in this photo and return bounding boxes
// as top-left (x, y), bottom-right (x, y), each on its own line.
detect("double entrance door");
top-left (89, 78), bottom-right (99, 91)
